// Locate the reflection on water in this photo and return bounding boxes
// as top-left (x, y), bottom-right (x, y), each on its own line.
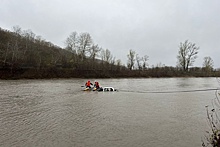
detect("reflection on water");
top-left (0, 78), bottom-right (219, 147)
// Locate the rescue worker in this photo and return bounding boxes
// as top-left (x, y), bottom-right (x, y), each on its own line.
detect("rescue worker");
top-left (85, 80), bottom-right (93, 88)
top-left (94, 81), bottom-right (100, 89)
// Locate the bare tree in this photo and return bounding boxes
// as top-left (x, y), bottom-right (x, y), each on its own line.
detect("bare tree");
top-left (65, 31), bottom-right (78, 53)
top-left (203, 56), bottom-right (214, 72)
top-left (105, 49), bottom-right (112, 63)
top-left (110, 56), bottom-right (116, 70)
top-left (77, 33), bottom-right (93, 61)
top-left (116, 59), bottom-right (122, 71)
top-left (3, 42), bottom-right (10, 66)
top-left (100, 48), bottom-right (113, 71)
top-left (142, 55), bottom-right (149, 70)
top-left (22, 29), bottom-right (36, 57)
top-left (12, 25), bottom-right (22, 36)
top-left (136, 54), bottom-right (142, 70)
top-left (127, 49), bottom-right (135, 70)
top-left (4, 25), bottom-right (23, 72)
top-left (11, 26), bottom-right (23, 64)
top-left (89, 44), bottom-right (101, 61)
top-left (100, 49), bottom-right (111, 63)
top-left (177, 40), bottom-right (199, 72)
top-left (100, 48), bottom-right (105, 62)
top-left (116, 59), bottom-right (121, 66)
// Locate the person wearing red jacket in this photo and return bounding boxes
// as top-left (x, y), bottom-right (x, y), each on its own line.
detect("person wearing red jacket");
top-left (85, 80), bottom-right (93, 88)
top-left (94, 81), bottom-right (100, 89)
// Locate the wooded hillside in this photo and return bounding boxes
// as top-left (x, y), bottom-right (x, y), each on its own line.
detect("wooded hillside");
top-left (0, 26), bottom-right (219, 79)
top-left (0, 27), bottom-right (127, 79)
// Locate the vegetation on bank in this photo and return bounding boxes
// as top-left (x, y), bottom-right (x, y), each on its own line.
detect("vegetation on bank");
top-left (0, 26), bottom-right (219, 79)
top-left (202, 79), bottom-right (220, 147)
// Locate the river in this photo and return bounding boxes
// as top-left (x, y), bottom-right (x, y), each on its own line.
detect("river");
top-left (0, 78), bottom-right (219, 147)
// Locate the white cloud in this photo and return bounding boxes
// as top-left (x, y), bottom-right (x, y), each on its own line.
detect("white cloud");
top-left (1, 0), bottom-right (219, 68)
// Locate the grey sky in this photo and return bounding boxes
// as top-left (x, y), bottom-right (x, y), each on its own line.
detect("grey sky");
top-left (1, 0), bottom-right (220, 68)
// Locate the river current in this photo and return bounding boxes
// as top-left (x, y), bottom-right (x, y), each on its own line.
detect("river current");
top-left (0, 78), bottom-right (219, 147)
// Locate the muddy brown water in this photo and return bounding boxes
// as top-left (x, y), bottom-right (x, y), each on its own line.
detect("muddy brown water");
top-left (0, 78), bottom-right (219, 147)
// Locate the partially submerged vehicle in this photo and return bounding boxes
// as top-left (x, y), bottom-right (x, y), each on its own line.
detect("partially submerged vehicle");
top-left (100, 87), bottom-right (117, 92)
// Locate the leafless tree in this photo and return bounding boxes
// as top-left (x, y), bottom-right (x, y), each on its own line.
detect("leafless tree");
top-left (22, 29), bottom-right (36, 57)
top-left (11, 26), bottom-right (23, 65)
top-left (12, 25), bottom-right (22, 36)
top-left (116, 59), bottom-right (122, 71)
top-left (116, 59), bottom-right (121, 66)
top-left (77, 32), bottom-right (93, 61)
top-left (203, 56), bottom-right (214, 72)
top-left (101, 48), bottom-right (112, 64)
top-left (127, 49), bottom-right (135, 70)
top-left (89, 44), bottom-right (101, 61)
top-left (65, 31), bottom-right (78, 53)
top-left (22, 29), bottom-right (36, 42)
top-left (110, 56), bottom-right (116, 70)
top-left (142, 55), bottom-right (149, 70)
top-left (177, 40), bottom-right (199, 71)
top-left (105, 49), bottom-right (112, 63)
top-left (136, 54), bottom-right (142, 70)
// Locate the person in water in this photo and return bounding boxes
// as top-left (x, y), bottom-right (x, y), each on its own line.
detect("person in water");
top-left (94, 81), bottom-right (104, 91)
top-left (85, 80), bottom-right (93, 88)
top-left (94, 81), bottom-right (100, 89)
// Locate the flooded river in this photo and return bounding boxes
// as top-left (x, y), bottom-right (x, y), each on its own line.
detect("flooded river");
top-left (0, 78), bottom-right (219, 147)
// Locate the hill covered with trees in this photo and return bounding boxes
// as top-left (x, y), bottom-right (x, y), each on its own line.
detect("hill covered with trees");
top-left (0, 26), bottom-right (128, 79)
top-left (0, 26), bottom-right (219, 79)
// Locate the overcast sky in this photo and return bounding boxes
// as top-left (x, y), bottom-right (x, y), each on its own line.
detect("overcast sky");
top-left (1, 0), bottom-right (220, 68)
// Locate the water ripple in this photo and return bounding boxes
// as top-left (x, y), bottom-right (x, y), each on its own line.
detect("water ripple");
top-left (0, 78), bottom-right (218, 147)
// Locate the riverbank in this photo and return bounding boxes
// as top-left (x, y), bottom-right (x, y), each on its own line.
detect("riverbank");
top-left (1, 67), bottom-right (219, 79)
